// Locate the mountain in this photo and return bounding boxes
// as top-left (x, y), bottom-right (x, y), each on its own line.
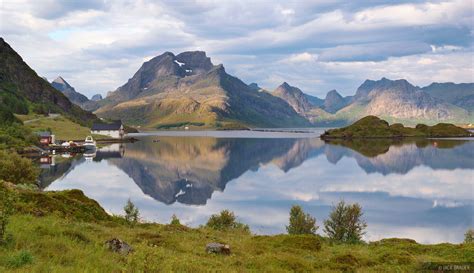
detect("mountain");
top-left (422, 82), bottom-right (474, 112)
top-left (304, 94), bottom-right (324, 107)
top-left (50, 77), bottom-right (103, 112)
top-left (322, 90), bottom-right (350, 113)
top-left (91, 94), bottom-right (103, 101)
top-left (95, 51), bottom-right (309, 128)
top-left (248, 83), bottom-right (262, 91)
top-left (358, 78), bottom-right (468, 121)
top-left (311, 78), bottom-right (472, 126)
top-left (51, 76), bottom-right (90, 107)
top-left (0, 38), bottom-right (96, 125)
top-left (272, 82), bottom-right (313, 115)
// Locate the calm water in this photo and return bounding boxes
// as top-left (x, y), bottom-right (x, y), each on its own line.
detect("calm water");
top-left (42, 130), bottom-right (474, 244)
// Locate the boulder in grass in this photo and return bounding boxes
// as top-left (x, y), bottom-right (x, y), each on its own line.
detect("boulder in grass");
top-left (206, 242), bottom-right (231, 255)
top-left (105, 238), bottom-right (133, 255)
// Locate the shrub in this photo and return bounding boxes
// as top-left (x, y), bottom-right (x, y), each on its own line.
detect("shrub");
top-left (6, 250), bottom-right (34, 268)
top-left (286, 205), bottom-right (318, 235)
top-left (464, 229), bottom-right (474, 244)
top-left (170, 214), bottom-right (181, 225)
top-left (124, 199), bottom-right (140, 225)
top-left (324, 200), bottom-right (367, 243)
top-left (206, 210), bottom-right (249, 232)
top-left (0, 150), bottom-right (39, 185)
top-left (0, 123), bottom-right (38, 150)
top-left (0, 185), bottom-right (15, 245)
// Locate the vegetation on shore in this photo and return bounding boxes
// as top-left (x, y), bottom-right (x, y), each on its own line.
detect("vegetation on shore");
top-left (321, 116), bottom-right (472, 139)
top-left (0, 181), bottom-right (473, 272)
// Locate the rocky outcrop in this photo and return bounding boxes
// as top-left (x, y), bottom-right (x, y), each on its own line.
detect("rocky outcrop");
top-left (105, 238), bottom-right (133, 255)
top-left (206, 242), bottom-right (231, 255)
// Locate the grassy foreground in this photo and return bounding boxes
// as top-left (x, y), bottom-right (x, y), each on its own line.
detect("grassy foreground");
top-left (1, 183), bottom-right (473, 272)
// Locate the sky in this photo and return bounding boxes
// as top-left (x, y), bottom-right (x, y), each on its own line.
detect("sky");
top-left (1, 0), bottom-right (473, 98)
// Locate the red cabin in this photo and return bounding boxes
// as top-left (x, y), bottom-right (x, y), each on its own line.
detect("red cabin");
top-left (36, 131), bottom-right (55, 145)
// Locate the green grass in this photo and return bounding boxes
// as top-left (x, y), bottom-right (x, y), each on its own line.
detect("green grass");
top-left (16, 114), bottom-right (106, 141)
top-left (1, 182), bottom-right (473, 272)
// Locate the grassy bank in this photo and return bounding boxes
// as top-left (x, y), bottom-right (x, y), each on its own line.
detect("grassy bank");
top-left (15, 114), bottom-right (106, 141)
top-left (1, 183), bottom-right (473, 272)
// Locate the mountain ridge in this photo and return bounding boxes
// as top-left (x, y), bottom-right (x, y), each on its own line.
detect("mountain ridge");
top-left (95, 51), bottom-right (310, 128)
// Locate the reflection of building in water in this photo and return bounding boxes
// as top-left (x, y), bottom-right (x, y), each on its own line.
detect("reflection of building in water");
top-left (39, 155), bottom-right (55, 168)
top-left (38, 155), bottom-right (84, 188)
top-left (38, 144), bottom-right (125, 188)
top-left (93, 144), bottom-right (125, 162)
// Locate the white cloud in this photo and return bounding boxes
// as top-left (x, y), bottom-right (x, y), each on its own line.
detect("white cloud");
top-left (0, 0), bottom-right (472, 96)
top-left (282, 52), bottom-right (317, 63)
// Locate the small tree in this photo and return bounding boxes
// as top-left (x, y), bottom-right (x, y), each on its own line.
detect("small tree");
top-left (286, 205), bottom-right (318, 235)
top-left (464, 229), bottom-right (474, 244)
top-left (0, 186), bottom-right (15, 245)
top-left (170, 214), bottom-right (181, 225)
top-left (206, 210), bottom-right (249, 232)
top-left (123, 199), bottom-right (139, 225)
top-left (324, 200), bottom-right (367, 243)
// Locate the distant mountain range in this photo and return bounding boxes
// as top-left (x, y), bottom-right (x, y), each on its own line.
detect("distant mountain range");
top-left (50, 76), bottom-right (102, 112)
top-left (89, 51), bottom-right (473, 127)
top-left (1, 37), bottom-right (472, 128)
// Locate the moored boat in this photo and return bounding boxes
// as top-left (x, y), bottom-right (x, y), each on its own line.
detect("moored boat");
top-left (84, 136), bottom-right (97, 150)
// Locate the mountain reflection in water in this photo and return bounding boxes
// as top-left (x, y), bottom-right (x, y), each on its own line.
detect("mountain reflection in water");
top-left (43, 134), bottom-right (474, 243)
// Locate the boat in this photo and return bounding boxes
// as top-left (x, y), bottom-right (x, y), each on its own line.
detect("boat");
top-left (84, 136), bottom-right (97, 150)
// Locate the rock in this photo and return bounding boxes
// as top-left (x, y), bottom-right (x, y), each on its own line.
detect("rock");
top-left (206, 242), bottom-right (231, 255)
top-left (105, 238), bottom-right (133, 255)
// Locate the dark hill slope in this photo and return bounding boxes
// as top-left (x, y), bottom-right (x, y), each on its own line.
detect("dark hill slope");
top-left (0, 38), bottom-right (97, 125)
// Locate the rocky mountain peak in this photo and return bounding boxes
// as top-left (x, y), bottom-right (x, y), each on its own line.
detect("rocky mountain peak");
top-left (50, 76), bottom-right (89, 105)
top-left (91, 94), bottom-right (103, 101)
top-left (325, 89), bottom-right (343, 100)
top-left (272, 82), bottom-right (312, 114)
top-left (175, 51), bottom-right (213, 74)
top-left (323, 89), bottom-right (348, 113)
top-left (355, 77), bottom-right (417, 101)
top-left (51, 76), bottom-right (73, 91)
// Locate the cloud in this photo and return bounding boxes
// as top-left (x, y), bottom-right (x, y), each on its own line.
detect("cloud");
top-left (281, 52), bottom-right (317, 63)
top-left (0, 0), bottom-right (472, 97)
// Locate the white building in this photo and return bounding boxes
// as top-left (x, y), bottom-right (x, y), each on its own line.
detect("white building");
top-left (91, 121), bottom-right (124, 139)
